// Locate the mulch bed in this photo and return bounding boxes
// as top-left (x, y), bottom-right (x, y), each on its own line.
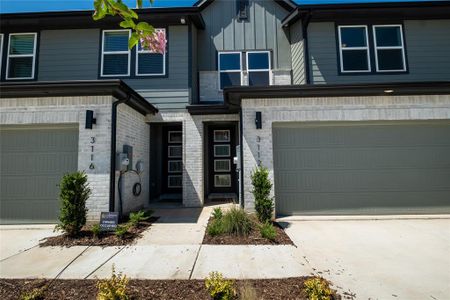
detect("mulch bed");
top-left (0, 277), bottom-right (341, 300)
top-left (39, 217), bottom-right (159, 247)
top-left (202, 217), bottom-right (294, 245)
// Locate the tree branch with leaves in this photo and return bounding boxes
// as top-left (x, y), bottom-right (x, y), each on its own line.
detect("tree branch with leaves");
top-left (93, 0), bottom-right (166, 53)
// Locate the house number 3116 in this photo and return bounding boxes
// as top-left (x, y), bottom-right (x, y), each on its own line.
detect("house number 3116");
top-left (89, 137), bottom-right (96, 170)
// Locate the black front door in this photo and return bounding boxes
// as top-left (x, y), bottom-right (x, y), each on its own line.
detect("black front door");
top-left (208, 125), bottom-right (237, 194)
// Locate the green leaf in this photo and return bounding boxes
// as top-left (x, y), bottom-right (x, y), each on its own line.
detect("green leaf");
top-left (128, 32), bottom-right (139, 49)
top-left (136, 22), bottom-right (153, 33)
top-left (120, 18), bottom-right (136, 29)
top-left (136, 0), bottom-right (143, 8)
top-left (129, 9), bottom-right (138, 19)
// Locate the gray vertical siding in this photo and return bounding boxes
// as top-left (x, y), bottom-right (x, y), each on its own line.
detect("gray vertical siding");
top-left (307, 19), bottom-right (450, 84)
top-left (198, 0), bottom-right (291, 71)
top-left (191, 25), bottom-right (199, 103)
top-left (36, 26), bottom-right (190, 110)
top-left (290, 20), bottom-right (305, 84)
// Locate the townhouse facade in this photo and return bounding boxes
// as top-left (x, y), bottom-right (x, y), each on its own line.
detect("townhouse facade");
top-left (1, 0), bottom-right (449, 224)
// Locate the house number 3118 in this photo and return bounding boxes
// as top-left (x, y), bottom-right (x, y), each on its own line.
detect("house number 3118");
top-left (89, 137), bottom-right (96, 170)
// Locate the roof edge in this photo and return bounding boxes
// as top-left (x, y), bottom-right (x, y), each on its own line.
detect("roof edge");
top-left (0, 80), bottom-right (158, 115)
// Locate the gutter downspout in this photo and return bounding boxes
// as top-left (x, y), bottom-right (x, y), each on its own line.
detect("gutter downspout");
top-left (109, 95), bottom-right (130, 213)
top-left (302, 10), bottom-right (312, 85)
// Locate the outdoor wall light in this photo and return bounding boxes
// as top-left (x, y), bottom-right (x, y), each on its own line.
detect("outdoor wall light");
top-left (180, 17), bottom-right (186, 24)
top-left (255, 111), bottom-right (262, 129)
top-left (85, 110), bottom-right (97, 129)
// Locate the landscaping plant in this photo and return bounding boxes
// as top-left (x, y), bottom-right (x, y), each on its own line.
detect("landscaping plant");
top-left (304, 277), bottom-right (333, 300)
top-left (207, 218), bottom-right (224, 236)
top-left (115, 224), bottom-right (130, 239)
top-left (21, 286), bottom-right (46, 300)
top-left (92, 224), bottom-right (101, 238)
top-left (128, 210), bottom-right (151, 227)
top-left (205, 271), bottom-right (236, 300)
top-left (55, 171), bottom-right (91, 237)
top-left (222, 207), bottom-right (252, 236)
top-left (212, 207), bottom-right (223, 220)
top-left (260, 222), bottom-right (277, 241)
top-left (97, 265), bottom-right (129, 300)
top-left (250, 165), bottom-right (274, 223)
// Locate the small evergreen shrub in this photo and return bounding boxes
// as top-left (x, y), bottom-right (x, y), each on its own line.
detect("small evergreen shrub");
top-left (304, 277), bottom-right (332, 300)
top-left (205, 271), bottom-right (236, 300)
top-left (207, 218), bottom-right (224, 236)
top-left (92, 224), bottom-right (101, 238)
top-left (55, 171), bottom-right (91, 237)
top-left (97, 265), bottom-right (129, 300)
top-left (128, 210), bottom-right (150, 227)
top-left (222, 207), bottom-right (252, 236)
top-left (250, 166), bottom-right (274, 223)
top-left (260, 222), bottom-right (277, 241)
top-left (115, 225), bottom-right (129, 239)
top-left (212, 207), bottom-right (223, 220)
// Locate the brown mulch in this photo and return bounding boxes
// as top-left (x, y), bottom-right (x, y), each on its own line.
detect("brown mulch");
top-left (0, 277), bottom-right (341, 300)
top-left (202, 217), bottom-right (294, 245)
top-left (39, 217), bottom-right (159, 247)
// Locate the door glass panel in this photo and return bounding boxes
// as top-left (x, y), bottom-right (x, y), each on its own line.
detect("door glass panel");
top-left (214, 130), bottom-right (230, 142)
top-left (168, 145), bottom-right (182, 158)
top-left (214, 159), bottom-right (230, 172)
top-left (168, 131), bottom-right (182, 143)
top-left (168, 175), bottom-right (182, 188)
top-left (214, 145), bottom-right (230, 157)
top-left (168, 160), bottom-right (182, 173)
top-left (214, 174), bottom-right (231, 187)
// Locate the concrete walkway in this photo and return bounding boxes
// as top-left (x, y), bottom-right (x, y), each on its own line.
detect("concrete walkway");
top-left (0, 205), bottom-right (311, 280)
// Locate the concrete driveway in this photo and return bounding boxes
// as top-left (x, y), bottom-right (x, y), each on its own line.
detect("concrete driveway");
top-left (282, 218), bottom-right (450, 300)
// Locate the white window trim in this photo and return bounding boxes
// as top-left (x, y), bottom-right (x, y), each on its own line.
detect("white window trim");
top-left (213, 130), bottom-right (230, 142)
top-left (214, 145), bottom-right (230, 157)
top-left (135, 28), bottom-right (166, 76)
top-left (338, 25), bottom-right (371, 73)
top-left (6, 32), bottom-right (37, 80)
top-left (168, 175), bottom-right (182, 188)
top-left (168, 160), bottom-right (183, 173)
top-left (372, 24), bottom-right (407, 72)
top-left (101, 29), bottom-right (131, 77)
top-left (168, 145), bottom-right (182, 158)
top-left (246, 50), bottom-right (272, 85)
top-left (0, 34), bottom-right (3, 75)
top-left (214, 159), bottom-right (231, 172)
top-left (218, 51), bottom-right (242, 91)
top-left (214, 174), bottom-right (232, 187)
top-left (168, 131), bottom-right (182, 144)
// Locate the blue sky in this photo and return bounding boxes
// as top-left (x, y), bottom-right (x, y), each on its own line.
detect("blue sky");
top-left (0, 0), bottom-right (441, 14)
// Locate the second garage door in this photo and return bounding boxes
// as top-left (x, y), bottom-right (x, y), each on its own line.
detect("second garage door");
top-left (273, 121), bottom-right (450, 216)
top-left (0, 125), bottom-right (79, 224)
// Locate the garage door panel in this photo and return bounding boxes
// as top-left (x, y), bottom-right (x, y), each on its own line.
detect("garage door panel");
top-left (273, 122), bottom-right (450, 216)
top-left (0, 125), bottom-right (78, 224)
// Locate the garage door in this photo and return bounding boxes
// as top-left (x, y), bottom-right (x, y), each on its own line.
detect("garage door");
top-left (273, 121), bottom-right (450, 216)
top-left (0, 125), bottom-right (78, 224)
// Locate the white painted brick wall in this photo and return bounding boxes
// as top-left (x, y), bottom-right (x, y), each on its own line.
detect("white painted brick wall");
top-left (0, 96), bottom-right (113, 221)
top-left (115, 103), bottom-right (150, 215)
top-left (241, 94), bottom-right (450, 211)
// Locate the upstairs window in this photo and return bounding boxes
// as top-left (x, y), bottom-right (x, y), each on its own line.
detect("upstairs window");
top-left (218, 52), bottom-right (242, 90)
top-left (247, 51), bottom-right (271, 86)
top-left (373, 25), bottom-right (406, 72)
top-left (136, 28), bottom-right (166, 76)
top-left (101, 30), bottom-right (130, 77)
top-left (338, 26), bottom-right (370, 73)
top-left (6, 33), bottom-right (37, 80)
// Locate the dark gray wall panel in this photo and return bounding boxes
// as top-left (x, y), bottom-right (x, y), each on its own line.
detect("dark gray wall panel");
top-left (307, 20), bottom-right (450, 84)
top-left (273, 121), bottom-right (450, 216)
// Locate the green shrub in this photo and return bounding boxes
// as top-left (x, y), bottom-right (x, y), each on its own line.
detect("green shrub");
top-left (205, 271), bottom-right (236, 300)
top-left (92, 224), bottom-right (101, 238)
top-left (55, 171), bottom-right (91, 237)
top-left (212, 207), bottom-right (223, 220)
top-left (21, 286), bottom-right (46, 300)
top-left (128, 210), bottom-right (150, 227)
top-left (222, 207), bottom-right (252, 236)
top-left (304, 277), bottom-right (332, 300)
top-left (207, 218), bottom-right (224, 236)
top-left (97, 265), bottom-right (129, 300)
top-left (250, 166), bottom-right (274, 223)
top-left (260, 222), bottom-right (277, 241)
top-left (115, 225), bottom-right (129, 239)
